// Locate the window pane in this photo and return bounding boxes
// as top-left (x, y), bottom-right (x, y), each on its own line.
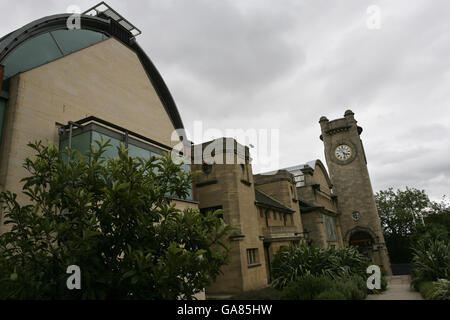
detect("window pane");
top-left (128, 143), bottom-right (151, 159)
top-left (51, 29), bottom-right (107, 55)
top-left (92, 131), bottom-right (122, 159)
top-left (59, 131), bottom-right (92, 161)
top-left (3, 32), bottom-right (63, 78)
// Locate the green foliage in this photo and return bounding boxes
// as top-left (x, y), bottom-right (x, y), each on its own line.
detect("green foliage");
top-left (410, 211), bottom-right (450, 244)
top-left (271, 244), bottom-right (370, 290)
top-left (314, 289), bottom-right (347, 300)
top-left (376, 187), bottom-right (430, 237)
top-left (411, 239), bottom-right (449, 282)
top-left (280, 274), bottom-right (367, 300)
top-left (340, 275), bottom-right (368, 299)
top-left (0, 141), bottom-right (233, 299)
top-left (280, 274), bottom-right (334, 300)
top-left (414, 279), bottom-right (450, 300)
top-left (375, 187), bottom-right (449, 263)
top-left (417, 281), bottom-right (436, 300)
top-left (367, 275), bottom-right (388, 295)
top-left (428, 279), bottom-right (450, 300)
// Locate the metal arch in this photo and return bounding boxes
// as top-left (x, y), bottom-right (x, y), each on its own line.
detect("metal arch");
top-left (0, 13), bottom-right (184, 130)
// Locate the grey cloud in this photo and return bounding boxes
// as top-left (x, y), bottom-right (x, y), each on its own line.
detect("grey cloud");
top-left (1, 0), bottom-right (449, 200)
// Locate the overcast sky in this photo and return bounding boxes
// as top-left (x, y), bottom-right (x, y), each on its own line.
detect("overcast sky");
top-left (1, 0), bottom-right (449, 201)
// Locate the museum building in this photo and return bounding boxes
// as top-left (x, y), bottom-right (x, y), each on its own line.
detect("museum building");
top-left (0, 3), bottom-right (391, 298)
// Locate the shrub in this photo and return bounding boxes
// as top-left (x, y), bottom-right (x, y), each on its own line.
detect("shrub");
top-left (315, 289), bottom-right (348, 300)
top-left (329, 246), bottom-right (370, 277)
top-left (367, 275), bottom-right (388, 295)
top-left (415, 279), bottom-right (450, 300)
top-left (411, 239), bottom-right (450, 282)
top-left (381, 275), bottom-right (388, 291)
top-left (0, 141), bottom-right (233, 299)
top-left (271, 244), bottom-right (370, 289)
top-left (280, 274), bottom-right (334, 300)
top-left (429, 279), bottom-right (450, 300)
top-left (335, 276), bottom-right (367, 300)
top-left (418, 281), bottom-right (436, 300)
top-left (280, 274), bottom-right (366, 300)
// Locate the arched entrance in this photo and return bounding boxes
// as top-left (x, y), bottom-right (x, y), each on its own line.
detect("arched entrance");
top-left (349, 231), bottom-right (374, 258)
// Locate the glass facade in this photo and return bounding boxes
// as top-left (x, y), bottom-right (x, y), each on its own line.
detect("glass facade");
top-left (2, 29), bottom-right (108, 79)
top-left (59, 123), bottom-right (193, 201)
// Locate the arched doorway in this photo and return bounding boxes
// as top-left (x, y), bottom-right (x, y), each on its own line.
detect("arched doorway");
top-left (349, 231), bottom-right (374, 258)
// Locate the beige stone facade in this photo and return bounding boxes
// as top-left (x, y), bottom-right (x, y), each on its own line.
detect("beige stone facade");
top-left (191, 111), bottom-right (393, 295)
top-left (319, 110), bottom-right (392, 275)
top-left (0, 31), bottom-right (197, 232)
top-left (0, 10), bottom-right (392, 299)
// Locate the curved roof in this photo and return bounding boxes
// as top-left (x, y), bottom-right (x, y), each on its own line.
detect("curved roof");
top-left (0, 13), bottom-right (184, 129)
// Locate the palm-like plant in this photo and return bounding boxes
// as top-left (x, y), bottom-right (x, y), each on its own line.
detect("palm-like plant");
top-left (412, 239), bottom-right (450, 282)
top-left (271, 244), bottom-right (370, 289)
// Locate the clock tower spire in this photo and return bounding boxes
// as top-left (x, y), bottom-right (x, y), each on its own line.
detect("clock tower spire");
top-left (320, 110), bottom-right (392, 275)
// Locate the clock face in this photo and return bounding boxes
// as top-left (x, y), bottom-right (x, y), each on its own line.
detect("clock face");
top-left (335, 144), bottom-right (352, 161)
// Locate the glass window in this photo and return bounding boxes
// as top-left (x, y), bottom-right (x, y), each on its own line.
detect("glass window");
top-left (59, 123), bottom-right (194, 202)
top-left (91, 131), bottom-right (122, 160)
top-left (3, 32), bottom-right (62, 78)
top-left (128, 143), bottom-right (151, 159)
top-left (51, 29), bottom-right (107, 55)
top-left (3, 30), bottom-right (108, 79)
top-left (247, 248), bottom-right (259, 265)
top-left (59, 131), bottom-right (92, 162)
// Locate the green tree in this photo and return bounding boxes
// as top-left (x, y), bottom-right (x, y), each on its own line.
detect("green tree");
top-left (0, 141), bottom-right (232, 299)
top-left (375, 187), bottom-right (449, 263)
top-left (375, 187), bottom-right (430, 237)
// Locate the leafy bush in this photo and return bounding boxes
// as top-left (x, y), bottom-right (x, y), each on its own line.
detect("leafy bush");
top-left (367, 274), bottom-right (388, 295)
top-left (315, 289), bottom-right (348, 300)
top-left (0, 141), bottom-right (233, 299)
top-left (417, 281), bottom-right (436, 300)
top-left (429, 279), bottom-right (450, 300)
top-left (415, 279), bottom-right (450, 300)
top-left (412, 239), bottom-right (450, 282)
top-left (280, 274), bottom-right (367, 300)
top-left (271, 244), bottom-right (370, 289)
top-left (329, 246), bottom-right (370, 277)
top-left (280, 274), bottom-right (334, 300)
top-left (335, 275), bottom-right (368, 299)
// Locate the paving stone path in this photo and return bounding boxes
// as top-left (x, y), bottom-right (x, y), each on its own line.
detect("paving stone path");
top-left (366, 275), bottom-right (423, 300)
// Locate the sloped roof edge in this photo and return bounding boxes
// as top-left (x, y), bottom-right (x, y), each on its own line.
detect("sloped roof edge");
top-left (0, 13), bottom-right (184, 130)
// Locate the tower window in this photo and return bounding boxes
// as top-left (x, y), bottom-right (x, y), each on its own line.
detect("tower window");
top-left (247, 248), bottom-right (259, 265)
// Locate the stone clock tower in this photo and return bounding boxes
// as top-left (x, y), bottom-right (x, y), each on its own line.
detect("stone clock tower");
top-left (319, 110), bottom-right (392, 275)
